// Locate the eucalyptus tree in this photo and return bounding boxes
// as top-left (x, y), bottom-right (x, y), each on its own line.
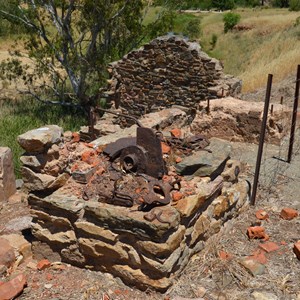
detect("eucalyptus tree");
top-left (0, 0), bottom-right (173, 109)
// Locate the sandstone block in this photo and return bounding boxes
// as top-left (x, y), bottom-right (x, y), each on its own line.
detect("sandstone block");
top-left (176, 139), bottom-right (231, 178)
top-left (17, 125), bottom-right (63, 153)
top-left (0, 274), bottom-right (27, 300)
top-left (0, 238), bottom-right (15, 268)
top-left (0, 147), bottom-right (16, 201)
top-left (1, 234), bottom-right (32, 260)
top-left (190, 214), bottom-right (211, 246)
top-left (21, 167), bottom-right (55, 191)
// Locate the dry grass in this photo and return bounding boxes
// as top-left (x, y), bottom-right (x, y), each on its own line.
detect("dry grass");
top-left (197, 8), bottom-right (300, 93)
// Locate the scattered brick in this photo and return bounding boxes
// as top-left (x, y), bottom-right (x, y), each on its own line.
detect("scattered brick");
top-left (255, 209), bottom-right (269, 220)
top-left (172, 191), bottom-right (183, 202)
top-left (293, 241), bottom-right (300, 260)
top-left (248, 249), bottom-right (267, 264)
top-left (81, 149), bottom-right (97, 164)
top-left (170, 128), bottom-right (182, 138)
top-left (280, 208), bottom-right (298, 220)
top-left (218, 250), bottom-right (232, 260)
top-left (247, 226), bottom-right (269, 241)
top-left (259, 241), bottom-right (280, 253)
top-left (37, 259), bottom-right (51, 271)
top-left (161, 142), bottom-right (171, 154)
top-left (175, 156), bottom-right (182, 163)
top-left (72, 132), bottom-right (80, 143)
top-left (0, 274), bottom-right (27, 300)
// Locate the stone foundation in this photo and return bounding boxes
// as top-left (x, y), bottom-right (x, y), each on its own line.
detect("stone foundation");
top-left (18, 109), bottom-right (250, 291)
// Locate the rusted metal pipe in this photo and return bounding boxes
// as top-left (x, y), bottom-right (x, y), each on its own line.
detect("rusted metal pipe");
top-left (287, 64), bottom-right (300, 163)
top-left (206, 99), bottom-right (210, 114)
top-left (251, 74), bottom-right (273, 206)
top-left (280, 96), bottom-right (283, 105)
top-left (270, 104), bottom-right (274, 115)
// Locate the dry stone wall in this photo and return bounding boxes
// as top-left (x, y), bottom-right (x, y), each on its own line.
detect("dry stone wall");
top-left (104, 35), bottom-right (242, 117)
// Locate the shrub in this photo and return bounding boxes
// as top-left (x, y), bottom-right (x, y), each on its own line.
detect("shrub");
top-left (223, 12), bottom-right (241, 33)
top-left (290, 0), bottom-right (300, 11)
top-left (212, 0), bottom-right (235, 10)
top-left (210, 33), bottom-right (218, 49)
top-left (183, 18), bottom-right (202, 39)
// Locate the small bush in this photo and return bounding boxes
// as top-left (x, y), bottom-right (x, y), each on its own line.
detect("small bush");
top-left (290, 0), bottom-right (300, 11)
top-left (294, 16), bottom-right (300, 26)
top-left (183, 18), bottom-right (202, 39)
top-left (212, 0), bottom-right (235, 10)
top-left (210, 33), bottom-right (218, 49)
top-left (223, 12), bottom-right (241, 33)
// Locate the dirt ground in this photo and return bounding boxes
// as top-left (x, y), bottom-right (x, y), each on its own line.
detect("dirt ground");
top-left (1, 132), bottom-right (300, 300)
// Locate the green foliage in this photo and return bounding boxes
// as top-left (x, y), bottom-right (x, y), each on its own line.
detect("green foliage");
top-left (210, 34), bottom-right (218, 49)
top-left (212, 0), bottom-right (235, 10)
top-left (271, 0), bottom-right (289, 7)
top-left (223, 12), bottom-right (241, 33)
top-left (289, 0), bottom-right (300, 10)
top-left (0, 0), bottom-right (174, 110)
top-left (183, 18), bottom-right (202, 39)
top-left (0, 98), bottom-right (85, 178)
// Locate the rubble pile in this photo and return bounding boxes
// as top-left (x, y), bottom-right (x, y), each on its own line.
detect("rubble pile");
top-left (104, 35), bottom-right (241, 117)
top-left (17, 108), bottom-right (250, 291)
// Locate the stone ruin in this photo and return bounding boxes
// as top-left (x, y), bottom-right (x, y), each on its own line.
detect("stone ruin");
top-left (103, 35), bottom-right (242, 117)
top-left (17, 108), bottom-right (251, 292)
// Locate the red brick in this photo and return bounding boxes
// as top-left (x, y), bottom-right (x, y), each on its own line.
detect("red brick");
top-left (175, 156), bottom-right (182, 163)
top-left (72, 132), bottom-right (80, 143)
top-left (0, 274), bottom-right (27, 300)
top-left (259, 241), bottom-right (280, 253)
top-left (0, 238), bottom-right (15, 268)
top-left (280, 208), bottom-right (298, 220)
top-left (172, 191), bottom-right (183, 202)
top-left (170, 128), bottom-right (182, 138)
top-left (248, 249), bottom-right (267, 264)
top-left (161, 142), bottom-right (171, 154)
top-left (218, 250), bottom-right (232, 260)
top-left (255, 209), bottom-right (269, 220)
top-left (37, 259), bottom-right (51, 271)
top-left (293, 241), bottom-right (300, 260)
top-left (247, 226), bottom-right (269, 241)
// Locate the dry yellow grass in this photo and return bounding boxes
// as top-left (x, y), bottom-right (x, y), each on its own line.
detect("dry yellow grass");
top-left (198, 8), bottom-right (300, 92)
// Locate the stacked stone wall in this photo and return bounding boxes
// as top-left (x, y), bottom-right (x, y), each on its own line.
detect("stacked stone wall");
top-left (104, 35), bottom-right (242, 117)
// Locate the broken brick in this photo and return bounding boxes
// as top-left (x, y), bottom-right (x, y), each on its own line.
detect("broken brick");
top-left (172, 191), bottom-right (183, 202)
top-left (218, 250), bottom-right (232, 260)
top-left (280, 208), bottom-right (298, 220)
top-left (175, 156), bottom-right (182, 163)
top-left (248, 249), bottom-right (267, 264)
top-left (72, 132), bottom-right (80, 143)
top-left (255, 209), bottom-right (269, 220)
top-left (161, 142), bottom-right (171, 154)
top-left (247, 226), bottom-right (269, 241)
top-left (0, 274), bottom-right (27, 300)
top-left (37, 259), bottom-right (51, 271)
top-left (81, 149), bottom-right (98, 165)
top-left (293, 241), bottom-right (300, 260)
top-left (170, 128), bottom-right (182, 138)
top-left (259, 241), bottom-right (280, 253)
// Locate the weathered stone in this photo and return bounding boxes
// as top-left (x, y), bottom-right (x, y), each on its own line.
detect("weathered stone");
top-left (175, 176), bottom-right (223, 218)
top-left (110, 264), bottom-right (172, 292)
top-left (20, 154), bottom-right (47, 171)
top-left (240, 258), bottom-right (265, 276)
top-left (17, 125), bottom-right (63, 153)
top-left (3, 216), bottom-right (32, 233)
top-left (74, 221), bottom-right (118, 243)
top-left (0, 274), bottom-right (27, 300)
top-left (0, 238), bottom-right (15, 268)
top-left (47, 173), bottom-right (70, 190)
top-left (193, 98), bottom-right (290, 145)
top-left (221, 159), bottom-right (240, 183)
top-left (32, 223), bottom-right (76, 247)
top-left (28, 193), bottom-right (85, 223)
top-left (21, 167), bottom-right (55, 191)
top-left (84, 202), bottom-right (180, 242)
top-left (1, 234), bottom-right (32, 260)
top-left (0, 147), bottom-right (16, 201)
top-left (176, 139), bottom-right (231, 178)
top-left (137, 225), bottom-right (185, 258)
top-left (190, 214), bottom-right (211, 246)
top-left (141, 246), bottom-right (183, 275)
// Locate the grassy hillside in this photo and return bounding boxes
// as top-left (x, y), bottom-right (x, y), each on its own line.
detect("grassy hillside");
top-left (172, 8), bottom-right (300, 92)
